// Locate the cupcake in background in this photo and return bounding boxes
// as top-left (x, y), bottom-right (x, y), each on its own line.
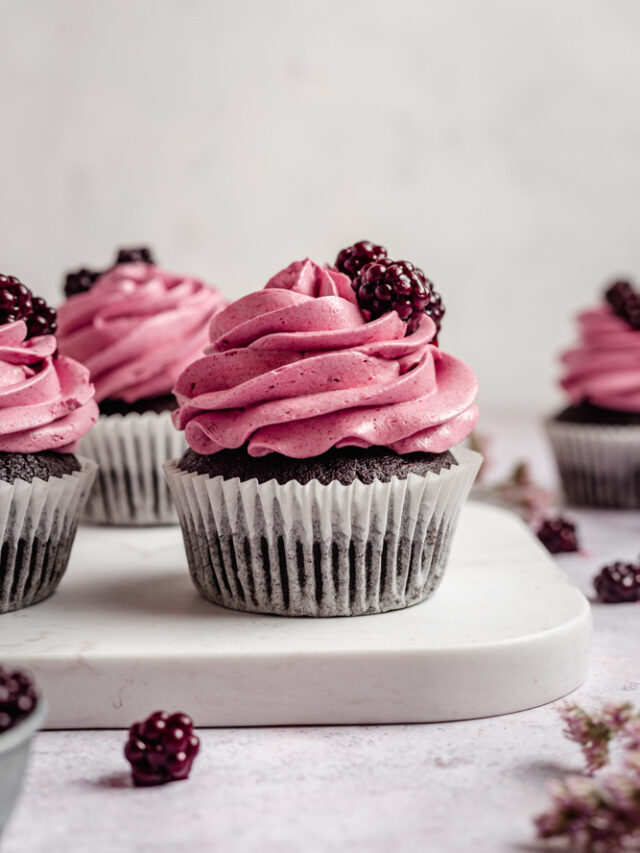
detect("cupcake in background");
top-left (165, 242), bottom-right (481, 617)
top-left (0, 274), bottom-right (98, 613)
top-left (546, 279), bottom-right (640, 508)
top-left (57, 247), bottom-right (226, 525)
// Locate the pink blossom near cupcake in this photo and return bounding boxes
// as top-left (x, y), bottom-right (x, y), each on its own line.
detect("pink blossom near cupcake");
top-left (57, 247), bottom-right (226, 525)
top-left (0, 274), bottom-right (98, 613)
top-left (546, 279), bottom-right (640, 508)
top-left (165, 242), bottom-right (481, 617)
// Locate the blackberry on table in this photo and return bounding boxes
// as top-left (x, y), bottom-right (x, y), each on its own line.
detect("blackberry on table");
top-left (594, 561), bottom-right (640, 603)
top-left (536, 517), bottom-right (579, 554)
top-left (124, 710), bottom-right (200, 787)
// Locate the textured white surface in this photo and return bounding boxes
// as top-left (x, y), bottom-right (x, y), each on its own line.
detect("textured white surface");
top-left (2, 415), bottom-right (639, 852)
top-left (2, 1), bottom-right (640, 410)
top-left (0, 502), bottom-right (590, 727)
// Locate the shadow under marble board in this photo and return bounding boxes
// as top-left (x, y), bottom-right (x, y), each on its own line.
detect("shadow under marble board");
top-left (0, 504), bottom-right (591, 728)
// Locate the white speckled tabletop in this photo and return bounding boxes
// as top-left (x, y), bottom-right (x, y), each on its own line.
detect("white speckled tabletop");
top-left (3, 415), bottom-right (640, 853)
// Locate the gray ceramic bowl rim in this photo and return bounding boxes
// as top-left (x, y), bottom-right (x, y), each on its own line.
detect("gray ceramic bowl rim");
top-left (0, 697), bottom-right (47, 755)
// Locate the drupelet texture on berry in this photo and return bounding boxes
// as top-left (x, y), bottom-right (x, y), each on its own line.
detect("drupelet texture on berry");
top-left (605, 280), bottom-right (640, 329)
top-left (594, 561), bottom-right (640, 603)
top-left (536, 517), bottom-right (579, 554)
top-left (352, 259), bottom-right (445, 334)
top-left (0, 274), bottom-right (57, 338)
top-left (335, 241), bottom-right (388, 279)
top-left (124, 710), bottom-right (200, 787)
top-left (0, 666), bottom-right (38, 733)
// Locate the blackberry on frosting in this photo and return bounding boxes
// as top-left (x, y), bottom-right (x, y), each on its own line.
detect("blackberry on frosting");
top-left (0, 274), bottom-right (57, 338)
top-left (63, 245), bottom-right (156, 299)
top-left (336, 241), bottom-right (446, 335)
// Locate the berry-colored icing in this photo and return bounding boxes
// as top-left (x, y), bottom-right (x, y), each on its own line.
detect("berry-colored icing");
top-left (561, 306), bottom-right (640, 412)
top-left (0, 321), bottom-right (98, 453)
top-left (173, 259), bottom-right (479, 458)
top-left (57, 263), bottom-right (226, 403)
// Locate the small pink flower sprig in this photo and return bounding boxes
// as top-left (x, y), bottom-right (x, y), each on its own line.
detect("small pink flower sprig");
top-left (535, 702), bottom-right (640, 851)
top-left (560, 703), bottom-right (637, 775)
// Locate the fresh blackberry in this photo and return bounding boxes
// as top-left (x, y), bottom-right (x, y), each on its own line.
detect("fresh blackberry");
top-left (352, 259), bottom-right (443, 334)
top-left (594, 561), bottom-right (640, 603)
top-left (115, 246), bottom-right (155, 265)
top-left (425, 289), bottom-right (445, 332)
top-left (124, 710), bottom-right (200, 787)
top-left (536, 516), bottom-right (579, 554)
top-left (0, 666), bottom-right (38, 733)
top-left (335, 241), bottom-right (388, 279)
top-left (605, 279), bottom-right (640, 330)
top-left (64, 267), bottom-right (102, 298)
top-left (28, 296), bottom-right (57, 338)
top-left (0, 274), bottom-right (57, 338)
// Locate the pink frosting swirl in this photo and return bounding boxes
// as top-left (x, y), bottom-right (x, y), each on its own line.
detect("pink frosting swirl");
top-left (561, 305), bottom-right (640, 412)
top-left (57, 263), bottom-right (226, 403)
top-left (173, 259), bottom-right (478, 458)
top-left (0, 321), bottom-right (98, 453)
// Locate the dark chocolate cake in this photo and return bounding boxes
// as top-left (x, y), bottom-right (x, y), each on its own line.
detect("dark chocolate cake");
top-left (0, 451), bottom-right (81, 484)
top-left (98, 394), bottom-right (177, 417)
top-left (178, 445), bottom-right (457, 486)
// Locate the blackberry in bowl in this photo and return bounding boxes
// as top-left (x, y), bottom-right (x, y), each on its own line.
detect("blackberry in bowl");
top-left (0, 667), bottom-right (46, 840)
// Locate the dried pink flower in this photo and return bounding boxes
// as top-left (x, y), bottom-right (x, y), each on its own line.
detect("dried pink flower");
top-left (559, 703), bottom-right (636, 775)
top-left (623, 720), bottom-right (640, 754)
top-left (535, 773), bottom-right (640, 851)
top-left (536, 704), bottom-right (640, 850)
top-left (473, 460), bottom-right (556, 524)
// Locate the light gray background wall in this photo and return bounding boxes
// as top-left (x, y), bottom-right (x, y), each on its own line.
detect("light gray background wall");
top-left (1, 0), bottom-right (639, 413)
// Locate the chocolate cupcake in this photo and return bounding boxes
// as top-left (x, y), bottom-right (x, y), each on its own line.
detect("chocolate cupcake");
top-left (165, 247), bottom-right (481, 617)
top-left (57, 247), bottom-right (226, 525)
top-left (0, 275), bottom-right (98, 613)
top-left (546, 280), bottom-right (640, 508)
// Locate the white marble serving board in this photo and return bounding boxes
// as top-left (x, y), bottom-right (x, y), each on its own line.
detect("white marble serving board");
top-left (0, 503), bottom-right (591, 728)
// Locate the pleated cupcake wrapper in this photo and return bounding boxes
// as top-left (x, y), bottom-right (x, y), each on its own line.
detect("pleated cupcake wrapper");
top-left (546, 419), bottom-right (640, 509)
top-left (0, 458), bottom-right (97, 614)
top-left (80, 411), bottom-right (186, 526)
top-left (164, 447), bottom-right (481, 617)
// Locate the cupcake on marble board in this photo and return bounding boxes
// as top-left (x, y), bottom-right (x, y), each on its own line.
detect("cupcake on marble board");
top-left (164, 241), bottom-right (481, 617)
top-left (0, 274), bottom-right (98, 613)
top-left (546, 279), bottom-right (640, 508)
top-left (57, 246), bottom-right (226, 525)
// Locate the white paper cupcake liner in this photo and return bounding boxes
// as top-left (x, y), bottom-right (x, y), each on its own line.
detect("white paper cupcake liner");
top-left (546, 419), bottom-right (640, 508)
top-left (0, 458), bottom-right (97, 614)
top-left (80, 411), bottom-right (186, 526)
top-left (164, 447), bottom-right (481, 617)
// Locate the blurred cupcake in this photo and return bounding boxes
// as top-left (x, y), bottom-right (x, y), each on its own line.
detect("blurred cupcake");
top-left (547, 279), bottom-right (640, 508)
top-left (0, 274), bottom-right (98, 613)
top-left (165, 242), bottom-right (481, 617)
top-left (57, 247), bottom-right (226, 525)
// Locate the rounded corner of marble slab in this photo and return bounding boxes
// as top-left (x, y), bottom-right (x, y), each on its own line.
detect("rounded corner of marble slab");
top-left (0, 503), bottom-right (596, 727)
